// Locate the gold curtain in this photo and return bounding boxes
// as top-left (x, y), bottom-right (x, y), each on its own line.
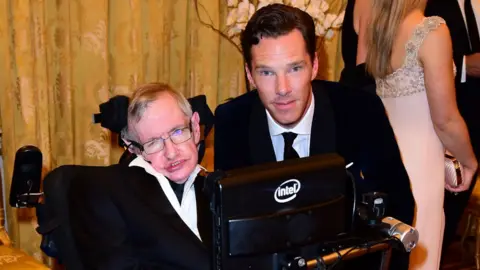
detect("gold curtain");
top-left (0, 0), bottom-right (345, 264)
top-left (315, 0), bottom-right (346, 81)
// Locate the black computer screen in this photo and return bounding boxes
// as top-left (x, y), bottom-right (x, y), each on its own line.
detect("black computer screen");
top-left (211, 153), bottom-right (350, 270)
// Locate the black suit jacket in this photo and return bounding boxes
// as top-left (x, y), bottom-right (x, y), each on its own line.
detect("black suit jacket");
top-left (214, 80), bottom-right (414, 226)
top-left (425, 0), bottom-right (476, 84)
top-left (69, 164), bottom-right (212, 270)
top-left (426, 0), bottom-right (480, 153)
top-left (425, 0), bottom-right (480, 250)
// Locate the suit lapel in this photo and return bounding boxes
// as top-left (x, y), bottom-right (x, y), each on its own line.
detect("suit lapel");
top-left (449, 0), bottom-right (470, 45)
top-left (126, 166), bottom-right (206, 250)
top-left (431, 0), bottom-right (470, 51)
top-left (248, 93), bottom-right (277, 165)
top-left (310, 83), bottom-right (337, 155)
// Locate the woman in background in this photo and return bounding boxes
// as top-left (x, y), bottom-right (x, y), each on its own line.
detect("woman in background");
top-left (359, 0), bottom-right (478, 269)
top-left (339, 0), bottom-right (374, 88)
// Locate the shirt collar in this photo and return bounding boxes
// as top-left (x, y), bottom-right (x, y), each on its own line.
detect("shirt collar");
top-left (129, 156), bottom-right (202, 191)
top-left (266, 93), bottom-right (315, 136)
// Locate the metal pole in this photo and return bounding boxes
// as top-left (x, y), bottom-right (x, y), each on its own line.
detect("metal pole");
top-left (305, 242), bottom-right (391, 269)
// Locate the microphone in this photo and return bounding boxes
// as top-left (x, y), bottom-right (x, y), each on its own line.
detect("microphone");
top-left (9, 145), bottom-right (43, 208)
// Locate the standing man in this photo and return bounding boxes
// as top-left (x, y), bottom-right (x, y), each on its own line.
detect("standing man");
top-left (214, 4), bottom-right (414, 269)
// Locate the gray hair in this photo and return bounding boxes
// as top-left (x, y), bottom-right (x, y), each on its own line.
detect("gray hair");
top-left (121, 83), bottom-right (192, 142)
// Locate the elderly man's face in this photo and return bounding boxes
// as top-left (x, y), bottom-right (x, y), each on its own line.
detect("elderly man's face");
top-left (134, 93), bottom-right (201, 184)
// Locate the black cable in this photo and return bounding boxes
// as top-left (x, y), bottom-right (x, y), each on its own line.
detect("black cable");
top-left (326, 237), bottom-right (396, 270)
top-left (324, 248), bottom-right (342, 270)
top-left (315, 256), bottom-right (327, 270)
top-left (345, 169), bottom-right (357, 230)
top-left (23, 179), bottom-right (35, 207)
top-left (327, 245), bottom-right (361, 270)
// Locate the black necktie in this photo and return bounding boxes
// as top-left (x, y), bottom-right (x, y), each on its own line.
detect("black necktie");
top-left (465, 0), bottom-right (480, 52)
top-left (168, 180), bottom-right (185, 205)
top-left (282, 132), bottom-right (300, 160)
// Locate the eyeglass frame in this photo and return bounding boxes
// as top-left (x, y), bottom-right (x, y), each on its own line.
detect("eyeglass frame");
top-left (126, 122), bottom-right (194, 155)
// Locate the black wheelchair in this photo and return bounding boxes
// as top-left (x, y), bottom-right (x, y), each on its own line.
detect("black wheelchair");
top-left (9, 95), bottom-right (214, 270)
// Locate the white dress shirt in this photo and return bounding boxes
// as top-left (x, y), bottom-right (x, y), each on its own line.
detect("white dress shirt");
top-left (129, 156), bottom-right (203, 240)
top-left (458, 0), bottom-right (480, 82)
top-left (266, 94), bottom-right (315, 162)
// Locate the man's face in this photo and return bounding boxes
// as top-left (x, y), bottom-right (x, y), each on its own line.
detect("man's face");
top-left (246, 29), bottom-right (318, 127)
top-left (133, 93), bottom-right (200, 184)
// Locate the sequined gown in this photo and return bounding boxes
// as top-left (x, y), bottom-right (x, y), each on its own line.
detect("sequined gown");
top-left (376, 16), bottom-right (447, 270)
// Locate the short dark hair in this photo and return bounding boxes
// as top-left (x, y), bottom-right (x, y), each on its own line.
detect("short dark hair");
top-left (240, 4), bottom-right (317, 69)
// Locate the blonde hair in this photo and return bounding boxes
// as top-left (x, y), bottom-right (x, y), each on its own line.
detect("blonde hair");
top-left (365, 0), bottom-right (424, 78)
top-left (121, 83), bottom-right (192, 141)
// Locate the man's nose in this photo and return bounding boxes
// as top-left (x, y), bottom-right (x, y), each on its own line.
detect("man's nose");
top-left (276, 74), bottom-right (291, 96)
top-left (163, 139), bottom-right (178, 160)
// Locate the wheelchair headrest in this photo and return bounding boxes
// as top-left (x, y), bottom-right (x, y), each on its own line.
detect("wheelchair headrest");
top-left (93, 96), bottom-right (129, 134)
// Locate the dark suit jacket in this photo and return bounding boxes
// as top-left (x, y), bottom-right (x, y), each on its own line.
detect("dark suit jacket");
top-left (425, 0), bottom-right (477, 83)
top-left (69, 164), bottom-right (212, 270)
top-left (425, 0), bottom-right (480, 250)
top-left (214, 80), bottom-right (414, 226)
top-left (426, 0), bottom-right (480, 154)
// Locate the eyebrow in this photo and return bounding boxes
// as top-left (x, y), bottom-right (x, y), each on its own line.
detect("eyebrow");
top-left (254, 61), bottom-right (306, 70)
top-left (254, 64), bottom-right (272, 70)
top-left (288, 60), bottom-right (306, 67)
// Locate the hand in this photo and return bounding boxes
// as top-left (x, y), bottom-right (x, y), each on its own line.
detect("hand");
top-left (446, 161), bottom-right (478, 193)
top-left (466, 53), bottom-right (480, 77)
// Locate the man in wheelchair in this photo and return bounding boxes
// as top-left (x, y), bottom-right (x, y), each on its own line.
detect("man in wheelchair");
top-left (69, 83), bottom-right (212, 269)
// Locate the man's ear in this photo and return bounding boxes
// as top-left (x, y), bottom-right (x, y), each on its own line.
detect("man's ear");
top-left (245, 63), bottom-right (257, 88)
top-left (311, 52), bottom-right (319, 80)
top-left (191, 112), bottom-right (201, 144)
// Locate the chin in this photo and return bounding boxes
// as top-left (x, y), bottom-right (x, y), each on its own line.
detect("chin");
top-left (277, 115), bottom-right (302, 127)
top-left (271, 110), bottom-right (302, 126)
top-left (168, 164), bottom-right (197, 184)
top-left (168, 173), bottom-right (189, 184)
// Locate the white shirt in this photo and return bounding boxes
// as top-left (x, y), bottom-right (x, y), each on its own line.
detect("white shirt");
top-left (266, 94), bottom-right (315, 162)
top-left (129, 156), bottom-right (203, 240)
top-left (458, 0), bottom-right (480, 82)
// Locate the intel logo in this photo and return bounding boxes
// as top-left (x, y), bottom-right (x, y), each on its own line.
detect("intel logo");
top-left (274, 179), bottom-right (301, 203)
